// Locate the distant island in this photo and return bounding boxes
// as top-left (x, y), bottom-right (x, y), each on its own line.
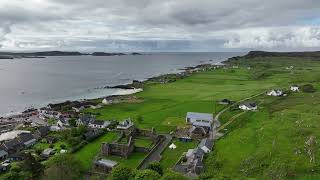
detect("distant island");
top-left (0, 51), bottom-right (143, 59)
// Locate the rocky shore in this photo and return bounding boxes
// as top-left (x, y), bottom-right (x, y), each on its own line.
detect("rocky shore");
top-left (0, 60), bottom-right (223, 126)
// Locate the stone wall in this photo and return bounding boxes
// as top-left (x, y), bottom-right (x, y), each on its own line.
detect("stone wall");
top-left (102, 136), bottom-right (134, 159)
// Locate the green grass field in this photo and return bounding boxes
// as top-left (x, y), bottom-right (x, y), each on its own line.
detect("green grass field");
top-left (74, 132), bottom-right (118, 170)
top-left (83, 56), bottom-right (320, 179)
top-left (105, 152), bottom-right (146, 168)
top-left (160, 139), bottom-right (198, 171)
top-left (134, 137), bottom-right (154, 148)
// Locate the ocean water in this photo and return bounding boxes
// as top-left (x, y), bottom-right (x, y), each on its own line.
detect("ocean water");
top-left (0, 52), bottom-right (244, 116)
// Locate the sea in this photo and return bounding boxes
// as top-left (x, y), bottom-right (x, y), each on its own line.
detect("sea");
top-left (0, 52), bottom-right (244, 116)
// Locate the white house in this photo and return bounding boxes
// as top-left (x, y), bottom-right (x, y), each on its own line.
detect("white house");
top-left (267, 89), bottom-right (283, 97)
top-left (72, 106), bottom-right (84, 113)
top-left (186, 112), bottom-right (213, 124)
top-left (57, 118), bottom-right (69, 127)
top-left (88, 120), bottom-right (111, 129)
top-left (116, 119), bottom-right (134, 130)
top-left (290, 85), bottom-right (300, 92)
top-left (239, 102), bottom-right (257, 111)
top-left (102, 98), bottom-right (111, 105)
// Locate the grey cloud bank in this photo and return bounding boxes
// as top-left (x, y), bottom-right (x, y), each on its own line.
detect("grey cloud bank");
top-left (0, 0), bottom-right (320, 51)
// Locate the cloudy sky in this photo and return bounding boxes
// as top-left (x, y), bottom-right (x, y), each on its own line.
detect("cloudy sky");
top-left (0, 0), bottom-right (320, 52)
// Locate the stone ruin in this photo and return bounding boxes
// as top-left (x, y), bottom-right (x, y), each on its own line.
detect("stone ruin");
top-left (101, 127), bottom-right (160, 159)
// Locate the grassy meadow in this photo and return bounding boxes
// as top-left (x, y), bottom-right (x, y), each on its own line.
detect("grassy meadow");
top-left (74, 132), bottom-right (118, 170)
top-left (82, 56), bottom-right (320, 179)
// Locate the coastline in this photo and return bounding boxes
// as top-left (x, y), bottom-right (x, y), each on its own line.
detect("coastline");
top-left (1, 59), bottom-right (228, 119)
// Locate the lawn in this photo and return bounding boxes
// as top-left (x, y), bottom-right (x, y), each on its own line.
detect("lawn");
top-left (86, 68), bottom-right (279, 133)
top-left (74, 132), bottom-right (118, 170)
top-left (105, 152), bottom-right (146, 168)
top-left (33, 140), bottom-right (68, 152)
top-left (83, 56), bottom-right (320, 178)
top-left (202, 57), bottom-right (320, 179)
top-left (160, 139), bottom-right (198, 171)
top-left (134, 137), bottom-right (154, 148)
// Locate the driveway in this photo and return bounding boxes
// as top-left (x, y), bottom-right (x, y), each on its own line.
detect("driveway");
top-left (139, 134), bottom-right (172, 169)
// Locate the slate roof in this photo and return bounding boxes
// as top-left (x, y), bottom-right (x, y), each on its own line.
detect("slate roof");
top-left (95, 159), bottom-right (118, 167)
top-left (78, 115), bottom-right (95, 124)
top-left (18, 133), bottom-right (35, 144)
top-left (219, 99), bottom-right (232, 104)
top-left (37, 126), bottom-right (50, 137)
top-left (58, 117), bottom-right (69, 124)
top-left (240, 102), bottom-right (257, 108)
top-left (0, 150), bottom-right (8, 158)
top-left (90, 120), bottom-right (109, 126)
top-left (8, 152), bottom-right (25, 160)
top-left (2, 139), bottom-right (22, 151)
top-left (189, 126), bottom-right (207, 134)
top-left (42, 148), bottom-right (54, 156)
top-left (193, 147), bottom-right (204, 159)
top-left (186, 112), bottom-right (213, 122)
top-left (192, 121), bottom-right (211, 128)
top-left (117, 119), bottom-right (133, 129)
top-left (198, 138), bottom-right (214, 150)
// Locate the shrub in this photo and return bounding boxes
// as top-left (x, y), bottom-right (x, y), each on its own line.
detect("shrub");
top-left (161, 171), bottom-right (188, 180)
top-left (302, 84), bottom-right (316, 93)
top-left (49, 144), bottom-right (54, 149)
top-left (147, 162), bottom-right (163, 176)
top-left (60, 144), bottom-right (66, 149)
top-left (35, 148), bottom-right (43, 155)
top-left (134, 169), bottom-right (160, 180)
top-left (110, 165), bottom-right (133, 180)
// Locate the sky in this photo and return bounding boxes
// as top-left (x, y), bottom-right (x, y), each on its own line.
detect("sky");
top-left (0, 0), bottom-right (320, 52)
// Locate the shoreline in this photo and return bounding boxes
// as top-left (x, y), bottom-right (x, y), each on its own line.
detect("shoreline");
top-left (1, 59), bottom-right (228, 119)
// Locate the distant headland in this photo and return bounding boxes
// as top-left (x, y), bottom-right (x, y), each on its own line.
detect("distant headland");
top-left (0, 51), bottom-right (143, 59)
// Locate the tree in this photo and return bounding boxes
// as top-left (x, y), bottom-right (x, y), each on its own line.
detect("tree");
top-left (302, 84), bottom-right (316, 93)
top-left (146, 162), bottom-right (163, 176)
top-left (2, 171), bottom-right (24, 180)
top-left (44, 154), bottom-right (84, 180)
top-left (21, 153), bottom-right (44, 178)
top-left (110, 165), bottom-right (134, 180)
top-left (60, 144), bottom-right (66, 149)
top-left (161, 171), bottom-right (188, 180)
top-left (134, 169), bottom-right (161, 180)
top-left (69, 118), bottom-right (77, 127)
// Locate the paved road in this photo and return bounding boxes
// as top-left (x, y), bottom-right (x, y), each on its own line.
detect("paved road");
top-left (139, 134), bottom-right (172, 169)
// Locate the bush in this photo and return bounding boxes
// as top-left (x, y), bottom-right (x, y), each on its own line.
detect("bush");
top-left (49, 144), bottom-right (54, 149)
top-left (302, 84), bottom-right (316, 93)
top-left (134, 169), bottom-right (160, 180)
top-left (44, 154), bottom-right (84, 180)
top-left (147, 162), bottom-right (163, 176)
top-left (35, 148), bottom-right (43, 155)
top-left (110, 165), bottom-right (133, 180)
top-left (161, 171), bottom-right (188, 180)
top-left (70, 141), bottom-right (87, 153)
top-left (60, 144), bottom-right (66, 149)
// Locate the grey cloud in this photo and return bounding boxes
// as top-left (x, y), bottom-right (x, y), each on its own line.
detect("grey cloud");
top-left (0, 0), bottom-right (320, 51)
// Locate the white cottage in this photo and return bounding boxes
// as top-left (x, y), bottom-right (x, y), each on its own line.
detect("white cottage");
top-left (239, 102), bottom-right (257, 111)
top-left (267, 89), bottom-right (283, 97)
top-left (290, 85), bottom-right (300, 92)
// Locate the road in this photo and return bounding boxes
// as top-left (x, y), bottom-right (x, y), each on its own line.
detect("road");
top-left (210, 91), bottom-right (266, 139)
top-left (139, 134), bottom-right (172, 169)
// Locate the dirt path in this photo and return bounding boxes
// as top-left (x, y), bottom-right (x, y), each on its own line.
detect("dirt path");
top-left (213, 91), bottom-right (266, 134)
